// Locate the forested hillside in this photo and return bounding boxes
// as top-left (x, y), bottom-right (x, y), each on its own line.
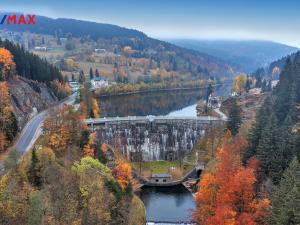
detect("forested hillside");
top-left (1, 14), bottom-right (235, 80)
top-left (252, 51), bottom-right (298, 80)
top-left (243, 52), bottom-right (300, 223)
top-left (0, 104), bottom-right (144, 225)
top-left (0, 39), bottom-right (71, 154)
top-left (0, 39), bottom-right (63, 82)
top-left (193, 53), bottom-right (300, 225)
top-left (3, 15), bottom-right (146, 40)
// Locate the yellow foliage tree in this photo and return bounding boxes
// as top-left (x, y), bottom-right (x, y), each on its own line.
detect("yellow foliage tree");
top-left (233, 74), bottom-right (247, 95)
top-left (83, 132), bottom-right (97, 157)
top-left (92, 98), bottom-right (100, 118)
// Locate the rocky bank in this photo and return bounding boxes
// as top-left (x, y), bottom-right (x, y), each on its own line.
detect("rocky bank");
top-left (8, 76), bottom-right (58, 129)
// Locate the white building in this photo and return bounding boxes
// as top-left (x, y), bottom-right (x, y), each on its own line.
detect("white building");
top-left (94, 48), bottom-right (106, 53)
top-left (68, 81), bottom-right (80, 92)
top-left (91, 77), bottom-right (109, 89)
top-left (34, 46), bottom-right (47, 51)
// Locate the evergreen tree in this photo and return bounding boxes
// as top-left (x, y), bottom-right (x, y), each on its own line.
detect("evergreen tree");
top-left (95, 69), bottom-right (100, 78)
top-left (28, 149), bottom-right (42, 187)
top-left (79, 70), bottom-right (85, 84)
top-left (256, 114), bottom-right (282, 183)
top-left (278, 116), bottom-right (296, 172)
top-left (27, 191), bottom-right (44, 225)
top-left (4, 148), bottom-right (20, 172)
top-left (261, 79), bottom-right (267, 93)
top-left (244, 75), bottom-right (251, 92)
top-left (0, 39), bottom-right (63, 83)
top-left (243, 97), bottom-right (272, 163)
top-left (256, 75), bottom-right (262, 88)
top-left (267, 81), bottom-right (272, 92)
top-left (226, 99), bottom-right (241, 136)
top-left (89, 68), bottom-right (94, 80)
top-left (205, 83), bottom-right (213, 113)
top-left (271, 157), bottom-right (300, 225)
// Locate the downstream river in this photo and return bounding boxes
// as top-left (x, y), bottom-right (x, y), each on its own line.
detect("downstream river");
top-left (97, 84), bottom-right (231, 223)
top-left (138, 185), bottom-right (196, 223)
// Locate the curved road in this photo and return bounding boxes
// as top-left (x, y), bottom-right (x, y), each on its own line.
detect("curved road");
top-left (15, 93), bottom-right (76, 154)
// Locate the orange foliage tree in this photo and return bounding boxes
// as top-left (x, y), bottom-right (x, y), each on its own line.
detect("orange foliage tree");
top-left (0, 131), bottom-right (7, 152)
top-left (0, 48), bottom-right (15, 80)
top-left (50, 79), bottom-right (71, 100)
top-left (43, 105), bottom-right (86, 153)
top-left (194, 133), bottom-right (270, 225)
top-left (0, 81), bottom-right (17, 152)
top-left (83, 132), bottom-right (96, 157)
top-left (113, 160), bottom-right (132, 191)
top-left (101, 143), bottom-right (108, 154)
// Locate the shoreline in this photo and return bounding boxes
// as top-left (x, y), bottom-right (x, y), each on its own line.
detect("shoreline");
top-left (94, 83), bottom-right (224, 97)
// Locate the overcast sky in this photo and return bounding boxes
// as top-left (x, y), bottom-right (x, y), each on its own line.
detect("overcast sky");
top-left (1, 0), bottom-right (300, 47)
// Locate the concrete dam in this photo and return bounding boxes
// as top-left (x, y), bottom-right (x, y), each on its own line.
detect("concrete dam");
top-left (86, 116), bottom-right (226, 161)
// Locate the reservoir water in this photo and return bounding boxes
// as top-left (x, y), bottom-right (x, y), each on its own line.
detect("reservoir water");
top-left (98, 83), bottom-right (231, 117)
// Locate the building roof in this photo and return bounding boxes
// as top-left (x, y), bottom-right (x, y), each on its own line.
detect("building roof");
top-left (93, 76), bottom-right (106, 81)
top-left (151, 173), bottom-right (172, 178)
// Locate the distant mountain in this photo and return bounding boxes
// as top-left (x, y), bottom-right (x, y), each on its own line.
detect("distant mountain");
top-left (2, 14), bottom-right (147, 40)
top-left (0, 14), bottom-right (236, 79)
top-left (166, 39), bottom-right (299, 73)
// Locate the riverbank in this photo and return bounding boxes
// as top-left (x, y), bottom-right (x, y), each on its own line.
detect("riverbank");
top-left (94, 81), bottom-right (223, 97)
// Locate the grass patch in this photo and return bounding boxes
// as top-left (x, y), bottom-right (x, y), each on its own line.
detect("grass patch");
top-left (131, 160), bottom-right (181, 174)
top-left (131, 160), bottom-right (195, 180)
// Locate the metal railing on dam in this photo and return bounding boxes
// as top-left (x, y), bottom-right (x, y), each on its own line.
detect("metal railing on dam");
top-left (85, 115), bottom-right (227, 126)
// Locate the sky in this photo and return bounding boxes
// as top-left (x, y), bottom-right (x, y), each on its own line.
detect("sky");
top-left (1, 0), bottom-right (300, 47)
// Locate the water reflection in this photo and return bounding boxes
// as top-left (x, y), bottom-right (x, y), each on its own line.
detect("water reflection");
top-left (98, 89), bottom-right (208, 117)
top-left (98, 84), bottom-right (231, 117)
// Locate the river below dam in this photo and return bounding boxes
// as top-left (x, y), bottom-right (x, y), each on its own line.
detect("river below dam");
top-left (137, 185), bottom-right (196, 224)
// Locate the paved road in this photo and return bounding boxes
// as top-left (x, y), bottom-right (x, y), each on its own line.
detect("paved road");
top-left (15, 93), bottom-right (76, 154)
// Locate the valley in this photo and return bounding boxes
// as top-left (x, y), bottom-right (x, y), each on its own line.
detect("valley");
top-left (0, 4), bottom-right (300, 225)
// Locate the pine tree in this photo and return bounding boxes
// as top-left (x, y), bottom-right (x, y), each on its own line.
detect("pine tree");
top-left (256, 114), bottom-right (282, 183)
top-left (261, 80), bottom-right (267, 93)
top-left (79, 70), bottom-right (85, 84)
top-left (95, 69), bottom-right (100, 78)
top-left (226, 99), bottom-right (241, 136)
top-left (205, 83), bottom-right (213, 113)
top-left (28, 149), bottom-right (42, 187)
top-left (243, 97), bottom-right (272, 163)
top-left (278, 115), bottom-right (295, 172)
top-left (271, 157), bottom-right (300, 225)
top-left (89, 67), bottom-right (94, 80)
top-left (27, 191), bottom-right (44, 225)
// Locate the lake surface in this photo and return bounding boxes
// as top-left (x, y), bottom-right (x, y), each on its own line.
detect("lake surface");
top-left (138, 185), bottom-right (196, 223)
top-left (98, 83), bottom-right (231, 117)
